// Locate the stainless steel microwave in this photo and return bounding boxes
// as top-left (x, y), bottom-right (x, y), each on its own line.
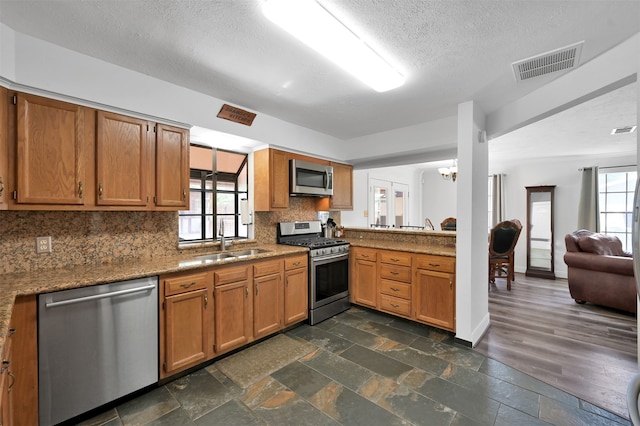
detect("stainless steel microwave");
top-left (290, 159), bottom-right (333, 197)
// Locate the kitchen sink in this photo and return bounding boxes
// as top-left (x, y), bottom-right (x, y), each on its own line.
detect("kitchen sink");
top-left (227, 248), bottom-right (271, 258)
top-left (193, 253), bottom-right (236, 262)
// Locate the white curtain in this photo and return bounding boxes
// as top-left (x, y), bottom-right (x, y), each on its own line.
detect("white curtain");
top-left (577, 166), bottom-right (600, 231)
top-left (491, 174), bottom-right (505, 226)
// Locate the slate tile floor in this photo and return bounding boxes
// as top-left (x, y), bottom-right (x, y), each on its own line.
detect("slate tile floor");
top-left (79, 307), bottom-right (631, 426)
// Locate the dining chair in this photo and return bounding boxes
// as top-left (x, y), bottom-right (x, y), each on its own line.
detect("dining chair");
top-left (440, 217), bottom-right (456, 231)
top-left (489, 219), bottom-right (522, 290)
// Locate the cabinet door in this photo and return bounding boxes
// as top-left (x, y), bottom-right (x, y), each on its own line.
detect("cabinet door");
top-left (0, 328), bottom-right (13, 426)
top-left (271, 149), bottom-right (289, 209)
top-left (164, 288), bottom-right (209, 375)
top-left (0, 87), bottom-right (8, 209)
top-left (96, 111), bottom-right (149, 206)
top-left (254, 273), bottom-right (283, 339)
top-left (330, 162), bottom-right (353, 210)
top-left (9, 295), bottom-right (37, 425)
top-left (16, 93), bottom-right (85, 205)
top-left (414, 269), bottom-right (455, 331)
top-left (351, 259), bottom-right (377, 308)
top-left (284, 267), bottom-right (308, 326)
top-left (155, 124), bottom-right (189, 208)
top-left (214, 280), bottom-right (252, 354)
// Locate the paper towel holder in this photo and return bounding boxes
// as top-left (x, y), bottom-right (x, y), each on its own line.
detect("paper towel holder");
top-left (240, 198), bottom-right (253, 225)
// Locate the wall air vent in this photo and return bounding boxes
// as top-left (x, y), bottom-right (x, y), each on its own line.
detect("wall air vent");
top-left (512, 41), bottom-right (583, 82)
top-left (611, 125), bottom-right (637, 135)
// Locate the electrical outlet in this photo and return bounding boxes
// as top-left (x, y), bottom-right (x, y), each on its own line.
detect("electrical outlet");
top-left (36, 236), bottom-right (52, 253)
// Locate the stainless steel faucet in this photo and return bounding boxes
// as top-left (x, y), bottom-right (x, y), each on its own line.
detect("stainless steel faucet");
top-left (219, 221), bottom-right (226, 251)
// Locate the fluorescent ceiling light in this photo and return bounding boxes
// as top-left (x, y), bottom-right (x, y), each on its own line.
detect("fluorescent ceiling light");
top-left (262, 0), bottom-right (405, 92)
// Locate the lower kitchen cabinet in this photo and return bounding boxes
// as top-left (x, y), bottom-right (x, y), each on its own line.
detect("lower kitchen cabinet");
top-left (214, 264), bottom-right (253, 355)
top-left (253, 265), bottom-right (284, 339)
top-left (350, 248), bottom-right (378, 308)
top-left (0, 295), bottom-right (38, 425)
top-left (284, 255), bottom-right (308, 325)
top-left (350, 247), bottom-right (456, 332)
top-left (160, 271), bottom-right (214, 378)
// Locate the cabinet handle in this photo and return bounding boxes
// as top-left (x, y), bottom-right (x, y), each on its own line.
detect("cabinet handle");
top-left (390, 303), bottom-right (399, 308)
top-left (98, 183), bottom-right (104, 199)
top-left (361, 254), bottom-right (369, 258)
top-left (292, 261), bottom-right (300, 266)
top-left (183, 188), bottom-right (186, 201)
top-left (0, 176), bottom-right (4, 198)
top-left (255, 283), bottom-right (259, 296)
top-left (204, 294), bottom-right (208, 307)
top-left (78, 181), bottom-right (83, 199)
top-left (180, 281), bottom-right (196, 289)
top-left (7, 371), bottom-right (15, 392)
top-left (286, 277), bottom-right (289, 287)
top-left (390, 287), bottom-right (400, 292)
top-left (390, 271), bottom-right (399, 275)
top-left (245, 286), bottom-right (249, 297)
top-left (450, 279), bottom-right (453, 290)
top-left (428, 263), bottom-right (441, 267)
top-left (390, 258), bottom-right (400, 262)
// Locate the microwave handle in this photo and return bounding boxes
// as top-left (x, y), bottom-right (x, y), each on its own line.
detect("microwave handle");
top-left (325, 170), bottom-right (333, 190)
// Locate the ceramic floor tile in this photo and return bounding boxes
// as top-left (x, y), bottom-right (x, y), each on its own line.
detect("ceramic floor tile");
top-left (376, 340), bottom-right (452, 376)
top-left (76, 408), bottom-right (121, 426)
top-left (288, 324), bottom-right (355, 353)
top-left (539, 395), bottom-right (631, 426)
top-left (271, 360), bottom-right (333, 399)
top-left (322, 321), bottom-right (385, 349)
top-left (339, 344), bottom-right (413, 380)
top-left (300, 348), bottom-right (375, 392)
top-left (358, 321), bottom-right (420, 345)
top-left (147, 407), bottom-right (195, 426)
top-left (416, 376), bottom-right (501, 425)
top-left (116, 386), bottom-right (180, 426)
top-left (165, 369), bottom-right (235, 421)
top-left (253, 387), bottom-right (339, 426)
top-left (195, 400), bottom-right (265, 426)
top-left (493, 404), bottom-right (550, 426)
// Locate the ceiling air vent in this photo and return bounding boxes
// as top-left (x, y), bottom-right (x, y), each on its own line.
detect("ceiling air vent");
top-left (512, 41), bottom-right (583, 82)
top-left (611, 126), bottom-right (637, 135)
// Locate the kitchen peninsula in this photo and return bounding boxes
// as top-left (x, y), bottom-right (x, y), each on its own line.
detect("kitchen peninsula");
top-left (344, 227), bottom-right (457, 332)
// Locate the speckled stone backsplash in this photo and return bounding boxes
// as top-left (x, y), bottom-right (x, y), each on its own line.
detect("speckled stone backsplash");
top-left (0, 211), bottom-right (180, 275)
top-left (254, 197), bottom-right (340, 244)
top-left (343, 227), bottom-right (456, 247)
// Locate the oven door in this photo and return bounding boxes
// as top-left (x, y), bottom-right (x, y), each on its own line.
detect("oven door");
top-left (310, 252), bottom-right (349, 309)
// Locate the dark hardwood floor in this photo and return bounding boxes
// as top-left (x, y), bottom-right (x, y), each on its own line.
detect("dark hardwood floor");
top-left (474, 273), bottom-right (637, 419)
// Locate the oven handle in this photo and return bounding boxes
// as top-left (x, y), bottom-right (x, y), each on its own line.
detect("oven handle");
top-left (311, 252), bottom-right (349, 264)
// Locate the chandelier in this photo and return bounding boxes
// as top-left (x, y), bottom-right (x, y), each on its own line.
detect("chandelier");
top-left (438, 160), bottom-right (458, 182)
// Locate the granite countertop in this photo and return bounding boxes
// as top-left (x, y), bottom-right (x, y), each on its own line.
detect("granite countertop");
top-left (346, 238), bottom-right (456, 257)
top-left (0, 243), bottom-right (307, 354)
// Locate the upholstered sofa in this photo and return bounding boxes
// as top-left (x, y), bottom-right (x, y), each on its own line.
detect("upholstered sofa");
top-left (563, 230), bottom-right (636, 313)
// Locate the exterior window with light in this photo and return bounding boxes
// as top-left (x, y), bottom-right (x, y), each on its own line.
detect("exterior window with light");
top-left (179, 145), bottom-right (248, 243)
top-left (598, 168), bottom-right (637, 252)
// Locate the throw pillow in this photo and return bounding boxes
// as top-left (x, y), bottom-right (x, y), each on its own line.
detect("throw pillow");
top-left (577, 234), bottom-right (625, 256)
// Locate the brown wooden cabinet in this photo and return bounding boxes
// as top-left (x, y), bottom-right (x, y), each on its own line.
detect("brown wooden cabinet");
top-left (253, 259), bottom-right (284, 339)
top-left (160, 271), bottom-right (214, 378)
top-left (284, 255), bottom-right (308, 326)
top-left (0, 295), bottom-right (38, 425)
top-left (350, 247), bottom-right (378, 308)
top-left (96, 111), bottom-right (150, 207)
top-left (155, 124), bottom-right (189, 208)
top-left (214, 264), bottom-right (253, 354)
top-left (329, 162), bottom-right (353, 210)
top-left (254, 148), bottom-right (290, 211)
top-left (413, 255), bottom-right (456, 331)
top-left (0, 87), bottom-right (9, 210)
top-left (14, 93), bottom-right (85, 205)
top-left (378, 251), bottom-right (412, 318)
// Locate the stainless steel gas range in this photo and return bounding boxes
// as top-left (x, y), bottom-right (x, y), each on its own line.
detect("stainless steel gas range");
top-left (277, 221), bottom-right (350, 325)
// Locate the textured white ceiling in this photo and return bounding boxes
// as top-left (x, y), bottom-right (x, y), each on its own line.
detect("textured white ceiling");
top-left (0, 0), bottom-right (638, 162)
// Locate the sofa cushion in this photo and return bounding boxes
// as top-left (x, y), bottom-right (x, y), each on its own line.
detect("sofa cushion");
top-left (576, 234), bottom-right (625, 256)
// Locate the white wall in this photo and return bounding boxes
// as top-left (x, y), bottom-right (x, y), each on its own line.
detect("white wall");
top-left (419, 169), bottom-right (458, 229)
top-left (0, 23), bottom-right (345, 161)
top-left (340, 166), bottom-right (422, 228)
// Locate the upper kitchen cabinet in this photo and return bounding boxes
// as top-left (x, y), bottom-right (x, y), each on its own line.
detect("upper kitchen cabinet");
top-left (254, 148), bottom-right (289, 211)
top-left (96, 111), bottom-right (150, 207)
top-left (329, 162), bottom-right (353, 210)
top-left (13, 93), bottom-right (86, 205)
top-left (0, 87), bottom-right (8, 209)
top-left (154, 124), bottom-right (189, 209)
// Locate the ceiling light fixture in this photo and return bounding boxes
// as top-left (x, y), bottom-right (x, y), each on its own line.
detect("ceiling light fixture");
top-left (262, 0), bottom-right (405, 92)
top-left (438, 160), bottom-right (457, 182)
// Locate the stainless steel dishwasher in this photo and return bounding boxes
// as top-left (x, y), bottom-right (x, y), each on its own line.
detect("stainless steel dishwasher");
top-left (38, 276), bottom-right (158, 425)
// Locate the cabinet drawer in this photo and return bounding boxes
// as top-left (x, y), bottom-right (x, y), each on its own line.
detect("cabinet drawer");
top-left (215, 265), bottom-right (250, 286)
top-left (285, 255), bottom-right (307, 270)
top-left (414, 255), bottom-right (455, 273)
top-left (380, 251), bottom-right (412, 267)
top-left (379, 294), bottom-right (411, 317)
top-left (164, 272), bottom-right (210, 296)
top-left (379, 279), bottom-right (411, 299)
top-left (379, 264), bottom-right (411, 283)
top-left (352, 248), bottom-right (377, 262)
top-left (253, 259), bottom-right (283, 277)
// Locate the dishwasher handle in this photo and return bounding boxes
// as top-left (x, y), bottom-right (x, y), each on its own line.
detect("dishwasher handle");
top-left (44, 284), bottom-right (157, 308)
